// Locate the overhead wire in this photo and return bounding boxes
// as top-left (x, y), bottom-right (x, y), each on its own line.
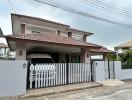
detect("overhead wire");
top-left (34, 0), bottom-right (132, 28)
top-left (81, 0), bottom-right (132, 19)
top-left (7, 0), bottom-right (16, 13)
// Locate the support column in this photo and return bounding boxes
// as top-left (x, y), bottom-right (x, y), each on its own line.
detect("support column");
top-left (81, 48), bottom-right (91, 63)
top-left (15, 42), bottom-right (27, 60)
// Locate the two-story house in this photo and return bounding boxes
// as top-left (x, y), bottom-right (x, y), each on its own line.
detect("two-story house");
top-left (2, 14), bottom-right (114, 88)
top-left (4, 14), bottom-right (113, 62)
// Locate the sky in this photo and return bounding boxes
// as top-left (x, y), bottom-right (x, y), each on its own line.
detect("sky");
top-left (0, 0), bottom-right (132, 50)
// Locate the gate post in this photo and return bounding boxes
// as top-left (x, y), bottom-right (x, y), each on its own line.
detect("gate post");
top-left (26, 63), bottom-right (31, 89)
top-left (66, 55), bottom-right (69, 84)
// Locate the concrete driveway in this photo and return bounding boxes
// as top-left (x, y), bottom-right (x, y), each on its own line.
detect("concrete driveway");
top-left (39, 80), bottom-right (132, 100)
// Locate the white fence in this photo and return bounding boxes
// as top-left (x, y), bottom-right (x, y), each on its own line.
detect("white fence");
top-left (0, 60), bottom-right (27, 97)
top-left (28, 63), bottom-right (91, 89)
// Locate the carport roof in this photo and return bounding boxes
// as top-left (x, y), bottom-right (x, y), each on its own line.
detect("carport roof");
top-left (90, 47), bottom-right (115, 53)
top-left (5, 33), bottom-right (101, 50)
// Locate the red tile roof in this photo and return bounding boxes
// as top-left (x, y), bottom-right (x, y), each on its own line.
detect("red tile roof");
top-left (0, 43), bottom-right (8, 48)
top-left (90, 47), bottom-right (115, 53)
top-left (5, 33), bottom-right (101, 48)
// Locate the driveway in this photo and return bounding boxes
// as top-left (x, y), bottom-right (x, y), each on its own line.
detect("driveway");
top-left (36, 80), bottom-right (132, 100)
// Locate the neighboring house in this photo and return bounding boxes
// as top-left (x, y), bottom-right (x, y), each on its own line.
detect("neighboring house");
top-left (0, 43), bottom-right (9, 58)
top-left (0, 28), bottom-right (15, 59)
top-left (2, 14), bottom-right (114, 89)
top-left (114, 40), bottom-right (132, 54)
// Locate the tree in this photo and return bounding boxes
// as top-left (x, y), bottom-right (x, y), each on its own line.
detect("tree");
top-left (120, 49), bottom-right (132, 69)
top-left (106, 53), bottom-right (118, 61)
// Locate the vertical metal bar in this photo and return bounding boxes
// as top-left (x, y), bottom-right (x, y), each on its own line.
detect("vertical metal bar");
top-left (62, 63), bottom-right (64, 85)
top-left (75, 63), bottom-right (77, 83)
top-left (50, 63), bottom-right (53, 86)
top-left (70, 64), bottom-right (73, 83)
top-left (38, 65), bottom-right (40, 88)
top-left (35, 65), bottom-right (38, 88)
top-left (53, 63), bottom-right (56, 86)
top-left (84, 63), bottom-right (87, 82)
top-left (72, 63), bottom-right (75, 83)
top-left (89, 63), bottom-right (91, 81)
top-left (64, 63), bottom-right (66, 84)
top-left (67, 63), bottom-right (71, 84)
top-left (56, 63), bottom-right (58, 85)
top-left (46, 64), bottom-right (48, 87)
top-left (79, 63), bottom-right (81, 82)
top-left (82, 63), bottom-right (84, 82)
top-left (43, 64), bottom-right (46, 87)
top-left (40, 65), bottom-right (43, 87)
top-left (60, 63), bottom-right (62, 85)
top-left (58, 63), bottom-right (60, 85)
top-left (66, 63), bottom-right (69, 84)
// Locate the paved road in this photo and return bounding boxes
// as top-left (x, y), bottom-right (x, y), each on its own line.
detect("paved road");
top-left (38, 80), bottom-right (132, 100)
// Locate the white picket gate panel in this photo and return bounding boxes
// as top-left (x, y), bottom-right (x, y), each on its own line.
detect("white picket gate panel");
top-left (28, 63), bottom-right (91, 89)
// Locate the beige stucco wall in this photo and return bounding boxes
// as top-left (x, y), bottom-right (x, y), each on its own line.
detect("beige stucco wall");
top-left (81, 48), bottom-right (91, 63)
top-left (15, 42), bottom-right (27, 60)
top-left (12, 15), bottom-right (68, 35)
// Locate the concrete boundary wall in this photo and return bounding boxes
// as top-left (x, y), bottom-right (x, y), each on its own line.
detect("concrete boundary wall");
top-left (0, 60), bottom-right (27, 97)
top-left (114, 61), bottom-right (132, 80)
top-left (94, 61), bottom-right (132, 82)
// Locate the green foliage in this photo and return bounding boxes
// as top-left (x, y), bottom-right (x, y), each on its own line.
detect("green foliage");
top-left (106, 53), bottom-right (117, 61)
top-left (120, 50), bottom-right (132, 69)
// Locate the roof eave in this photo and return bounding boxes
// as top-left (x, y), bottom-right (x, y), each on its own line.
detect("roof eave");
top-left (11, 13), bottom-right (70, 27)
top-left (5, 36), bottom-right (101, 50)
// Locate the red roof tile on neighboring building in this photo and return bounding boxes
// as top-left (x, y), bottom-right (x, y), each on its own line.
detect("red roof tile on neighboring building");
top-left (5, 33), bottom-right (101, 48)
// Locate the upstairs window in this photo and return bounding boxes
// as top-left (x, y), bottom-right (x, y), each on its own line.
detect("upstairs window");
top-left (72, 33), bottom-right (83, 41)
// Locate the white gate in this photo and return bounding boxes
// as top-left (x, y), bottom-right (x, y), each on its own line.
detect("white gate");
top-left (28, 63), bottom-right (91, 89)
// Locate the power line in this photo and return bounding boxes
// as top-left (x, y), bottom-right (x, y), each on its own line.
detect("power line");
top-left (81, 0), bottom-right (132, 19)
top-left (77, 0), bottom-right (120, 20)
top-left (7, 0), bottom-right (16, 13)
top-left (34, 0), bottom-right (132, 28)
top-left (99, 0), bottom-right (132, 13)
